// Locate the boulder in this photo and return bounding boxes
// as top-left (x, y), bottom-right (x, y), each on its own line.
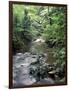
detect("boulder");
top-left (36, 78), bottom-right (54, 85)
top-left (48, 70), bottom-right (56, 74)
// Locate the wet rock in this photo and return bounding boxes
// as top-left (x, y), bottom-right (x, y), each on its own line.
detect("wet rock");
top-left (54, 75), bottom-right (60, 81)
top-left (48, 70), bottom-right (56, 74)
top-left (36, 78), bottom-right (54, 84)
top-left (13, 52), bottom-right (37, 86)
top-left (23, 52), bottom-right (30, 58)
top-left (30, 51), bottom-right (37, 55)
top-left (59, 77), bottom-right (65, 83)
top-left (13, 51), bottom-right (54, 86)
top-left (31, 55), bottom-right (38, 58)
top-left (41, 53), bottom-right (47, 58)
top-left (16, 53), bottom-right (23, 56)
top-left (56, 68), bottom-right (64, 79)
top-left (48, 70), bottom-right (56, 79)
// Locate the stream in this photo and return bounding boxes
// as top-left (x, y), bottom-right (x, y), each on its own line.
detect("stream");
top-left (13, 38), bottom-right (55, 87)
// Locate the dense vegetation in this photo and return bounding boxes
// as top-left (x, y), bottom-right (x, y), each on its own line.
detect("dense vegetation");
top-left (13, 4), bottom-right (66, 84)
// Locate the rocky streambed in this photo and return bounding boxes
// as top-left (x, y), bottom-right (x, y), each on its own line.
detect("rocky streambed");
top-left (13, 52), bottom-right (55, 87)
top-left (13, 38), bottom-right (65, 87)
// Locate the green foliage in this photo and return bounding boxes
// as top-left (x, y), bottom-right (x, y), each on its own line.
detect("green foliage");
top-left (41, 7), bottom-right (66, 67)
top-left (13, 4), bottom-right (66, 73)
top-left (22, 9), bottom-right (31, 30)
top-left (12, 5), bottom-right (66, 84)
top-left (13, 6), bottom-right (32, 53)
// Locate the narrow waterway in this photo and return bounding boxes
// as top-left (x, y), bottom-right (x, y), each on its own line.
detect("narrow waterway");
top-left (13, 38), bottom-right (55, 87)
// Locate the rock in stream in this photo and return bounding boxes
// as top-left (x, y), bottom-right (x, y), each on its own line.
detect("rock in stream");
top-left (13, 52), bottom-right (54, 87)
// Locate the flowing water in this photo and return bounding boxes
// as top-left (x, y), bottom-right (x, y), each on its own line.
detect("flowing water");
top-left (13, 38), bottom-right (55, 87)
